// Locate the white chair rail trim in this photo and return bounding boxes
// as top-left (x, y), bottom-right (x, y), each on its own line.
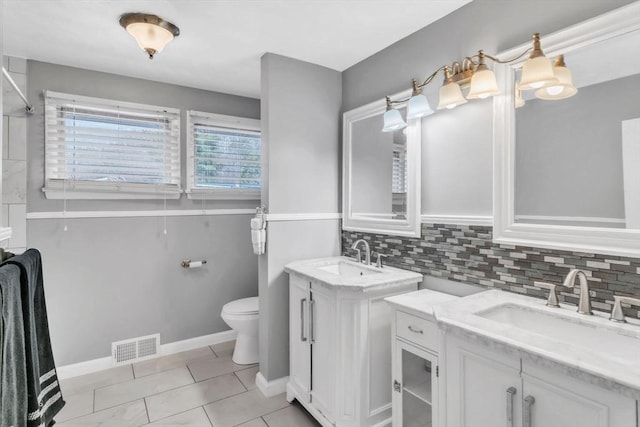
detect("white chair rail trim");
top-left (26, 209), bottom-right (255, 220)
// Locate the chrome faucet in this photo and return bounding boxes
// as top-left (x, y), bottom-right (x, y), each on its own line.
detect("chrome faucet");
top-left (562, 269), bottom-right (592, 315)
top-left (351, 239), bottom-right (371, 265)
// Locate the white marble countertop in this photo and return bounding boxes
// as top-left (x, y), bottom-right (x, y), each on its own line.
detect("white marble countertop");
top-left (385, 289), bottom-right (459, 321)
top-left (284, 256), bottom-right (422, 292)
top-left (435, 290), bottom-right (640, 399)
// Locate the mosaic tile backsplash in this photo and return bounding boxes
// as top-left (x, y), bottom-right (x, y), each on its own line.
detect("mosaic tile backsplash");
top-left (342, 223), bottom-right (640, 319)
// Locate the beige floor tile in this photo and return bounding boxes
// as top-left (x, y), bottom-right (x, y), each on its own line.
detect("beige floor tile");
top-left (95, 367), bottom-right (194, 411)
top-left (146, 407), bottom-right (212, 426)
top-left (134, 347), bottom-right (216, 378)
top-left (55, 399), bottom-right (148, 427)
top-left (145, 373), bottom-right (246, 422)
top-left (56, 390), bottom-right (94, 422)
top-left (187, 354), bottom-right (248, 382)
top-left (237, 418), bottom-right (268, 427)
top-left (235, 366), bottom-right (259, 390)
top-left (263, 404), bottom-right (321, 427)
top-left (210, 340), bottom-right (236, 358)
top-left (203, 390), bottom-right (289, 427)
top-left (60, 365), bottom-right (134, 395)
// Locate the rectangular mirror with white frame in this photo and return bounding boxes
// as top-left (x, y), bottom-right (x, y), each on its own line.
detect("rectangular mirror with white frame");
top-left (343, 90), bottom-right (422, 237)
top-left (493, 2), bottom-right (640, 257)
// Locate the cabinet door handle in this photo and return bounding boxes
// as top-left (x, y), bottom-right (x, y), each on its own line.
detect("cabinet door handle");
top-left (309, 299), bottom-right (316, 343)
top-left (506, 387), bottom-right (516, 427)
top-left (300, 298), bottom-right (307, 342)
top-left (524, 395), bottom-right (535, 427)
top-left (407, 325), bottom-right (423, 334)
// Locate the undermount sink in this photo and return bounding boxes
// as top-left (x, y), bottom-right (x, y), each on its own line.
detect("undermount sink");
top-left (478, 303), bottom-right (640, 360)
top-left (316, 261), bottom-right (382, 277)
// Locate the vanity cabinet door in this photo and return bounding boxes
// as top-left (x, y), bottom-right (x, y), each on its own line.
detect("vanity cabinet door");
top-left (522, 363), bottom-right (637, 427)
top-left (310, 283), bottom-right (336, 423)
top-left (445, 337), bottom-right (522, 427)
top-left (393, 339), bottom-right (438, 427)
top-left (289, 277), bottom-right (311, 403)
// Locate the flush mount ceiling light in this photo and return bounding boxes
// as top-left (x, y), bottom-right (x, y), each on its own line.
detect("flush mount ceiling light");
top-left (119, 13), bottom-right (180, 59)
top-left (382, 32), bottom-right (576, 131)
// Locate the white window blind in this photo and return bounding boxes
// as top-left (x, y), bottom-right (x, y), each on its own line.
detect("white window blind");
top-left (186, 111), bottom-right (261, 199)
top-left (392, 146), bottom-right (407, 193)
top-left (44, 91), bottom-right (181, 199)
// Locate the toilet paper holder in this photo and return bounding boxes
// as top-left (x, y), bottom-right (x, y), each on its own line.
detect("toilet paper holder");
top-left (181, 259), bottom-right (207, 268)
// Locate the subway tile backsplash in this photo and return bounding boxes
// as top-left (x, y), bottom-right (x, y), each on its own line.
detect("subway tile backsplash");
top-left (342, 223), bottom-right (640, 319)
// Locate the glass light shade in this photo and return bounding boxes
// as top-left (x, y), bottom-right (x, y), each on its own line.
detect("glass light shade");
top-left (382, 108), bottom-right (407, 132)
top-left (406, 93), bottom-right (434, 120)
top-left (437, 82), bottom-right (467, 110)
top-left (534, 66), bottom-right (577, 100)
top-left (126, 22), bottom-right (174, 54)
top-left (518, 56), bottom-right (558, 90)
top-left (466, 67), bottom-right (501, 99)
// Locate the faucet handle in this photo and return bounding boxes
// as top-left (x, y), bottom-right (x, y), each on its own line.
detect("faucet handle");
top-left (536, 282), bottom-right (560, 307)
top-left (371, 252), bottom-right (387, 268)
top-left (610, 295), bottom-right (640, 323)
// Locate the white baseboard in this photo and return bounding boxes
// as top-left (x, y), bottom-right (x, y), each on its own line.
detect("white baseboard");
top-left (57, 329), bottom-right (237, 380)
top-left (256, 372), bottom-right (289, 397)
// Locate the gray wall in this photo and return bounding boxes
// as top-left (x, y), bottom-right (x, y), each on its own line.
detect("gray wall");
top-left (342, 0), bottom-right (636, 218)
top-left (26, 61), bottom-right (261, 365)
top-left (259, 53), bottom-right (341, 381)
top-left (516, 74), bottom-right (640, 220)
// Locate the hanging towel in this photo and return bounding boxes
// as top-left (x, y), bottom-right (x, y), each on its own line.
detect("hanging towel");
top-left (7, 249), bottom-right (65, 426)
top-left (250, 214), bottom-right (266, 255)
top-left (0, 264), bottom-right (28, 427)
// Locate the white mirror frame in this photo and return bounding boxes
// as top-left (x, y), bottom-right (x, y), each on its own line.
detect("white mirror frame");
top-left (343, 89), bottom-right (422, 237)
top-left (493, 2), bottom-right (640, 257)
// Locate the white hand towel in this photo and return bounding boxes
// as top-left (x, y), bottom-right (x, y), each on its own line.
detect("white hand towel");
top-left (251, 229), bottom-right (266, 255)
top-left (251, 217), bottom-right (263, 230)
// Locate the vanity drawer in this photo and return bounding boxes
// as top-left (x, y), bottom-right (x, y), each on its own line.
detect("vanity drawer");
top-left (396, 311), bottom-right (438, 350)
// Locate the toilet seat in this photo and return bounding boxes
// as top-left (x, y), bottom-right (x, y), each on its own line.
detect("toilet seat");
top-left (222, 297), bottom-right (259, 315)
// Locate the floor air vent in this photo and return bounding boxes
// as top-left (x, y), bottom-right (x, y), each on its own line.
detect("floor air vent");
top-left (112, 334), bottom-right (160, 366)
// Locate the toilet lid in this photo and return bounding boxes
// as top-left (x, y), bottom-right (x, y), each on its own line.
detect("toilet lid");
top-left (223, 297), bottom-right (259, 315)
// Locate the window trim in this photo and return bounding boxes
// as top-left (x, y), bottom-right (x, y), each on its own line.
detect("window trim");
top-left (186, 110), bottom-right (261, 200)
top-left (43, 90), bottom-right (182, 200)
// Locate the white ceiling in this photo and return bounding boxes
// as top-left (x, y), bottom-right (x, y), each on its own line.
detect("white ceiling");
top-left (3, 0), bottom-right (471, 98)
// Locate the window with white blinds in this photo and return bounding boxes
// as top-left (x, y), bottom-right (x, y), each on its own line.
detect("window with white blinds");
top-left (44, 91), bottom-right (181, 199)
top-left (186, 111), bottom-right (261, 199)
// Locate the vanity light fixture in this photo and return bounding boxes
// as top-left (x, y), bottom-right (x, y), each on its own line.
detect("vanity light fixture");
top-left (119, 13), bottom-right (180, 59)
top-left (535, 55), bottom-right (578, 100)
top-left (383, 32), bottom-right (575, 129)
top-left (406, 79), bottom-right (434, 120)
top-left (382, 96), bottom-right (408, 132)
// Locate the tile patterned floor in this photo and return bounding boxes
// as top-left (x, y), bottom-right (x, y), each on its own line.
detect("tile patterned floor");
top-left (56, 341), bottom-right (320, 426)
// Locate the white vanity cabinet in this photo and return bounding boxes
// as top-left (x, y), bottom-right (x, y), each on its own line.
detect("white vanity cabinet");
top-left (392, 321), bottom-right (440, 427)
top-left (386, 289), bottom-right (460, 427)
top-left (445, 335), bottom-right (638, 427)
top-left (286, 260), bottom-right (422, 427)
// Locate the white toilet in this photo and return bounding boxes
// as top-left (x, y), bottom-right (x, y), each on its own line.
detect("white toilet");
top-left (221, 297), bottom-right (259, 365)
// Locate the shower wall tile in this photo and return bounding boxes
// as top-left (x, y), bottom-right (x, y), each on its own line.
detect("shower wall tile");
top-left (8, 57), bottom-right (27, 74)
top-left (342, 223), bottom-right (640, 319)
top-left (3, 116), bottom-right (8, 159)
top-left (8, 117), bottom-right (27, 160)
top-left (2, 159), bottom-right (26, 204)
